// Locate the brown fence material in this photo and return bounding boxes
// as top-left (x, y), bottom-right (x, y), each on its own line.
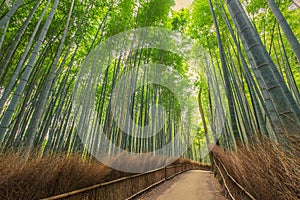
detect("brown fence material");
top-left (42, 164), bottom-right (206, 200)
top-left (166, 164), bottom-right (190, 179)
top-left (212, 155), bottom-right (256, 200)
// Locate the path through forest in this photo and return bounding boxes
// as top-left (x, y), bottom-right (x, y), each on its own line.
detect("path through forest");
top-left (137, 170), bottom-right (226, 200)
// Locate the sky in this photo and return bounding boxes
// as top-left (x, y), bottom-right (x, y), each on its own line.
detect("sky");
top-left (173, 0), bottom-right (194, 11)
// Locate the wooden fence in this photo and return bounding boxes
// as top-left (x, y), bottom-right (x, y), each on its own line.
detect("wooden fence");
top-left (212, 155), bottom-right (256, 200)
top-left (42, 164), bottom-right (207, 200)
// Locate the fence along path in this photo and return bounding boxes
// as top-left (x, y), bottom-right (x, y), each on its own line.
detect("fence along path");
top-left (212, 154), bottom-right (256, 200)
top-left (42, 164), bottom-right (210, 200)
top-left (42, 155), bottom-right (256, 200)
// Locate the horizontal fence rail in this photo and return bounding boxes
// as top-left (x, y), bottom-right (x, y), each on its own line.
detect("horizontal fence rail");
top-left (42, 164), bottom-right (209, 200)
top-left (213, 155), bottom-right (256, 200)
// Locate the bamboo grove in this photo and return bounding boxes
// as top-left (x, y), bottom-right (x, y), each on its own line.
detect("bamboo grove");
top-left (0, 0), bottom-right (299, 162)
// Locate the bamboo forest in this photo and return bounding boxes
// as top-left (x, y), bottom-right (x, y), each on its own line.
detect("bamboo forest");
top-left (0, 0), bottom-right (299, 199)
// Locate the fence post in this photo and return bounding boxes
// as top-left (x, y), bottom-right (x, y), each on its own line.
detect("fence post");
top-left (164, 166), bottom-right (167, 181)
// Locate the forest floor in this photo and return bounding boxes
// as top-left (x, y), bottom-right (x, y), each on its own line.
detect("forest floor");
top-left (136, 170), bottom-right (226, 200)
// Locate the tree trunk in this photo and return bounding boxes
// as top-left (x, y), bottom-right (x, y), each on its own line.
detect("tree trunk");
top-left (225, 0), bottom-right (300, 140)
top-left (0, 0), bottom-right (59, 143)
top-left (209, 0), bottom-right (240, 143)
top-left (0, 0), bottom-right (23, 29)
top-left (266, 0), bottom-right (300, 63)
top-left (24, 0), bottom-right (74, 150)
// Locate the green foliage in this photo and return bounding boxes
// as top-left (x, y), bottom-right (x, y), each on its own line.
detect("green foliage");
top-left (0, 0), bottom-right (299, 160)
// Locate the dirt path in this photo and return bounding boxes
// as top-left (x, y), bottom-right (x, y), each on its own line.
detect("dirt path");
top-left (136, 170), bottom-right (226, 200)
